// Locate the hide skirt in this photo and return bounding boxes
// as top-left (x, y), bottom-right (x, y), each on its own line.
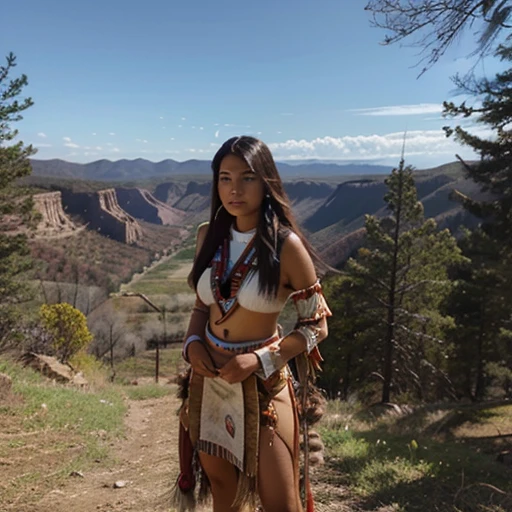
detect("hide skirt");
top-left (174, 325), bottom-right (301, 511)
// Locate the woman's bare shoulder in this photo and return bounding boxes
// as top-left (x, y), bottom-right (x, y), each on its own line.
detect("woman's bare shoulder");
top-left (280, 231), bottom-right (317, 290)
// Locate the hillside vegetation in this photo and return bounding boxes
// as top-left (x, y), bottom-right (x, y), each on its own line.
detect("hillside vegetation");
top-left (1, 353), bottom-right (511, 512)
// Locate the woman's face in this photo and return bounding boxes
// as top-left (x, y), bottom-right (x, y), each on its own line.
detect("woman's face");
top-left (217, 153), bottom-right (265, 227)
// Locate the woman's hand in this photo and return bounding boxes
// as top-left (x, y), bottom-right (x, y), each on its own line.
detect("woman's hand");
top-left (218, 353), bottom-right (260, 384)
top-left (187, 341), bottom-right (218, 378)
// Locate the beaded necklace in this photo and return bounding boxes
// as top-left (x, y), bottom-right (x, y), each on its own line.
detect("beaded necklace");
top-left (210, 229), bottom-right (257, 324)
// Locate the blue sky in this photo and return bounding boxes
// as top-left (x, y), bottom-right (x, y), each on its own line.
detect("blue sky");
top-left (2, 0), bottom-right (506, 168)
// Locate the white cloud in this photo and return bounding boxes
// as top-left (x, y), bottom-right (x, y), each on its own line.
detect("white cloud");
top-left (181, 117), bottom-right (186, 121)
top-left (215, 130), bottom-right (220, 138)
top-left (95, 146), bottom-right (103, 150)
top-left (199, 126), bottom-right (204, 130)
top-left (92, 132), bottom-right (97, 136)
top-left (351, 103), bottom-right (443, 117)
top-left (178, 125), bottom-right (182, 128)
top-left (160, 116), bottom-right (164, 119)
top-left (111, 147), bottom-right (120, 153)
top-left (223, 123), bottom-right (251, 128)
top-left (109, 132), bottom-right (116, 136)
top-left (170, 137), bottom-right (175, 141)
top-left (64, 142), bottom-right (80, 148)
top-left (37, 132), bottom-right (47, 138)
top-left (214, 123), bottom-right (220, 126)
top-left (63, 136), bottom-right (72, 142)
top-left (106, 142), bottom-right (113, 146)
top-left (268, 129), bottom-right (481, 161)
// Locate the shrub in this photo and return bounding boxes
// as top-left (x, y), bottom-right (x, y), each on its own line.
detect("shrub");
top-left (39, 303), bottom-right (93, 362)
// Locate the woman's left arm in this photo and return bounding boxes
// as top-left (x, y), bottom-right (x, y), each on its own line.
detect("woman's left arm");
top-left (218, 233), bottom-right (331, 383)
top-left (252, 233), bottom-right (331, 379)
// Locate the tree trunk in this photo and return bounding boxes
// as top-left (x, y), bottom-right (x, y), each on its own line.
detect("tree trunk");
top-left (473, 302), bottom-right (486, 401)
top-left (343, 352), bottom-right (352, 400)
top-left (382, 172), bottom-right (403, 403)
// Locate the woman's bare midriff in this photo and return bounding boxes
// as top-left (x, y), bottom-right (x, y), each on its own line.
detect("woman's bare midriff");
top-left (207, 283), bottom-right (292, 342)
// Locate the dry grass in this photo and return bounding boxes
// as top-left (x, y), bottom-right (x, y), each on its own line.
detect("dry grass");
top-left (0, 357), bottom-right (127, 508)
top-left (316, 400), bottom-right (512, 511)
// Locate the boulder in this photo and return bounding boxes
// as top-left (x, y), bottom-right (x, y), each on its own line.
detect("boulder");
top-left (21, 353), bottom-right (88, 387)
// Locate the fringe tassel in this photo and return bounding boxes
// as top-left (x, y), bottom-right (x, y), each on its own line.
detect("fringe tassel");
top-left (170, 481), bottom-right (196, 512)
top-left (197, 469), bottom-right (210, 505)
top-left (242, 375), bottom-right (260, 477)
top-left (232, 472), bottom-right (258, 511)
top-left (170, 449), bottom-right (212, 512)
top-left (188, 372), bottom-right (204, 446)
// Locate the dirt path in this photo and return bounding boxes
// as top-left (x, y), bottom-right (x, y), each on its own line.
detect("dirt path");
top-left (29, 392), bottom-right (344, 512)
top-left (34, 392), bottom-right (191, 512)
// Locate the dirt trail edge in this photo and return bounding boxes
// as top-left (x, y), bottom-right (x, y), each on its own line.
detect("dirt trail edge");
top-left (34, 393), bottom-right (192, 512)
top-left (32, 392), bottom-right (344, 512)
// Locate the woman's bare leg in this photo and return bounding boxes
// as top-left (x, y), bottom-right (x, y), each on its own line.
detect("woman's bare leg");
top-left (258, 426), bottom-right (303, 512)
top-left (198, 451), bottom-right (240, 512)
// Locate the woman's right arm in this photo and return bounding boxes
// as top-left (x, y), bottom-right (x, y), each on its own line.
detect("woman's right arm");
top-left (182, 223), bottom-right (217, 377)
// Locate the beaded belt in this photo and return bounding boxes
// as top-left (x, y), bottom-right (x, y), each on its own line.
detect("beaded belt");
top-left (205, 323), bottom-right (279, 354)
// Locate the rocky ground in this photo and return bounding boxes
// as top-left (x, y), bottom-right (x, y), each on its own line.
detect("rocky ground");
top-left (11, 391), bottom-right (344, 512)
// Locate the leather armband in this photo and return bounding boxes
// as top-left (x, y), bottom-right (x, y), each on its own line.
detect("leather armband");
top-left (254, 341), bottom-right (286, 380)
top-left (290, 281), bottom-right (332, 353)
top-left (182, 335), bottom-right (203, 363)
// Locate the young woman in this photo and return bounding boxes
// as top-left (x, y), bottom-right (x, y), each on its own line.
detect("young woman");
top-left (173, 136), bottom-right (332, 512)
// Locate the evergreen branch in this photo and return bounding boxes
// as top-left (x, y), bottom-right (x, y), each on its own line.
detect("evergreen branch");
top-left (396, 279), bottom-right (450, 294)
top-left (396, 323), bottom-right (447, 345)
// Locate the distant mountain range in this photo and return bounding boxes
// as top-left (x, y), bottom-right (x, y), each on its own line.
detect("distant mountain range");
top-left (27, 158), bottom-right (483, 271)
top-left (29, 158), bottom-right (394, 181)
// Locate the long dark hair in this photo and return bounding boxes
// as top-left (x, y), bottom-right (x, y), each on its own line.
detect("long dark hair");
top-left (191, 136), bottom-right (328, 297)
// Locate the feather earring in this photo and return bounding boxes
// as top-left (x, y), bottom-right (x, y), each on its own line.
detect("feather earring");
top-left (264, 194), bottom-right (279, 263)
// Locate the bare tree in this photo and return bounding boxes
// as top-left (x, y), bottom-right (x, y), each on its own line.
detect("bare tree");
top-left (365, 1), bottom-right (512, 73)
top-left (38, 276), bottom-right (107, 316)
top-left (88, 302), bottom-right (131, 381)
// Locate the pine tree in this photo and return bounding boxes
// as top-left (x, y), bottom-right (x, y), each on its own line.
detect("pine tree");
top-left (444, 44), bottom-right (512, 248)
top-left (344, 160), bottom-right (463, 403)
top-left (445, 229), bottom-right (509, 400)
top-left (320, 274), bottom-right (377, 400)
top-left (443, 45), bottom-right (512, 398)
top-left (0, 53), bottom-right (36, 350)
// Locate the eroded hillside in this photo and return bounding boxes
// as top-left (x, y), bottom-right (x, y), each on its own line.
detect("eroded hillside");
top-left (26, 160), bottom-right (479, 278)
top-left (32, 191), bottom-right (78, 237)
top-left (61, 188), bottom-right (143, 244)
top-left (116, 188), bottom-right (186, 225)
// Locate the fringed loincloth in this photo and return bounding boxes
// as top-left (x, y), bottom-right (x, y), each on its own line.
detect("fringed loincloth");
top-left (174, 324), bottom-right (298, 511)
